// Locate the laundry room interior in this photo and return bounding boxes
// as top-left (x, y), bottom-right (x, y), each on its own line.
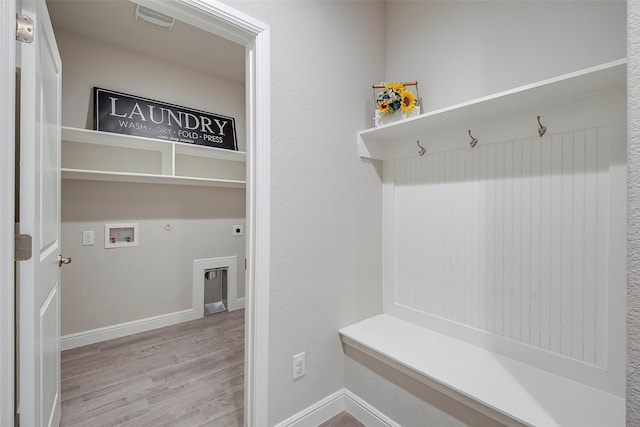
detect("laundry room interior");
top-left (15, 0), bottom-right (632, 426)
top-left (47, 0), bottom-right (248, 348)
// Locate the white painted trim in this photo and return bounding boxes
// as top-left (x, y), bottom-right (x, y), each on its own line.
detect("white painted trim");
top-left (128, 2), bottom-right (271, 425)
top-left (273, 390), bottom-right (346, 427)
top-left (132, 0), bottom-right (266, 45)
top-left (272, 389), bottom-right (395, 427)
top-left (193, 256), bottom-right (243, 313)
top-left (245, 26), bottom-right (271, 427)
top-left (2, 0), bottom-right (270, 424)
top-left (60, 308), bottom-right (200, 350)
top-left (0, 1), bottom-right (16, 424)
top-left (342, 389), bottom-right (399, 427)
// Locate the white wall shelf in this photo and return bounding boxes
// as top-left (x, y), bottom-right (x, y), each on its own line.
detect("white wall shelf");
top-left (358, 59), bottom-right (627, 160)
top-left (61, 126), bottom-right (246, 188)
top-left (340, 315), bottom-right (624, 427)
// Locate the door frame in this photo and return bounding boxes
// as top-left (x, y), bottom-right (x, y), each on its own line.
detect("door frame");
top-left (125, 3), bottom-right (271, 424)
top-left (0, 0), bottom-right (271, 425)
top-left (0, 0), bottom-right (17, 425)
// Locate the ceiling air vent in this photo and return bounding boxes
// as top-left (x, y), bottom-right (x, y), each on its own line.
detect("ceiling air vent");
top-left (134, 4), bottom-right (175, 31)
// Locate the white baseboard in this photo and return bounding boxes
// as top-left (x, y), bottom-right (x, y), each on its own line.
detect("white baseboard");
top-left (63, 256), bottom-right (246, 351)
top-left (60, 308), bottom-right (200, 350)
top-left (274, 390), bottom-right (345, 427)
top-left (273, 388), bottom-right (396, 427)
top-left (343, 389), bottom-right (399, 427)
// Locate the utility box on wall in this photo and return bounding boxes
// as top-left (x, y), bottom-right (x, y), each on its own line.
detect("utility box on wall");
top-left (104, 223), bottom-right (138, 248)
top-left (204, 268), bottom-right (227, 315)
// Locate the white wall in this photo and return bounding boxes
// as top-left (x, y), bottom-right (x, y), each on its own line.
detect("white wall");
top-left (215, 1), bottom-right (628, 425)
top-left (385, 1), bottom-right (627, 113)
top-left (221, 1), bottom-right (386, 425)
top-left (61, 180), bottom-right (245, 335)
top-left (627, 1), bottom-right (640, 425)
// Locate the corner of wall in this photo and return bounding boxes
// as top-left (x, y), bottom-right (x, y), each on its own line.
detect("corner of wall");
top-left (627, 2), bottom-right (640, 425)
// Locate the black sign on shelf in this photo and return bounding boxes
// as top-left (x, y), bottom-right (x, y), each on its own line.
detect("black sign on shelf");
top-left (94, 87), bottom-right (238, 151)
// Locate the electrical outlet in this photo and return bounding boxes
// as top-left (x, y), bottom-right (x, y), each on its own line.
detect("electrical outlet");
top-left (292, 352), bottom-right (305, 380)
top-left (232, 225), bottom-right (244, 236)
top-left (82, 230), bottom-right (95, 246)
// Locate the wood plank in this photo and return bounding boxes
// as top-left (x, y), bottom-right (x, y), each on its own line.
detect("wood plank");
top-left (560, 132), bottom-right (574, 358)
top-left (549, 133), bottom-right (563, 354)
top-left (529, 138), bottom-right (542, 348)
top-left (572, 130), bottom-right (586, 360)
top-left (539, 136), bottom-right (552, 351)
top-left (595, 127), bottom-right (610, 368)
top-left (519, 138), bottom-right (532, 344)
top-left (583, 129), bottom-right (598, 365)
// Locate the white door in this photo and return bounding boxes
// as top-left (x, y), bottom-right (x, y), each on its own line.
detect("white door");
top-left (18, 0), bottom-right (63, 426)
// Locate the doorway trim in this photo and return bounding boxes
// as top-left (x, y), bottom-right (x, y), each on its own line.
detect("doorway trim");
top-left (0, 1), bottom-right (16, 425)
top-left (0, 0), bottom-right (270, 424)
top-left (130, 2), bottom-right (272, 424)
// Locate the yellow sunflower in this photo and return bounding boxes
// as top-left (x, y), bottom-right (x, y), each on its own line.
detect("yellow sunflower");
top-left (400, 89), bottom-right (416, 112)
top-left (377, 100), bottom-right (390, 114)
top-left (386, 82), bottom-right (405, 92)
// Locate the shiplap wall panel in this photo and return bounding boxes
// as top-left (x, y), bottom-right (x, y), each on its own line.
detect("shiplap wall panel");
top-left (393, 127), bottom-right (610, 366)
top-left (596, 127), bottom-right (610, 368)
top-left (583, 129), bottom-right (598, 366)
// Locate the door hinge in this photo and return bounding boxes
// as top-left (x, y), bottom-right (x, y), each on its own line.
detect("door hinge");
top-left (16, 14), bottom-right (34, 43)
top-left (15, 234), bottom-right (32, 261)
top-left (245, 258), bottom-right (247, 270)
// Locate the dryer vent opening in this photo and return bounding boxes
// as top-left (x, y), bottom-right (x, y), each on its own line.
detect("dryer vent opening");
top-left (204, 268), bottom-right (227, 315)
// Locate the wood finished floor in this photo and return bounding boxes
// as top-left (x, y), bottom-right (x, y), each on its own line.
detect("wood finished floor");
top-left (60, 309), bottom-right (245, 426)
top-left (61, 310), bottom-right (364, 427)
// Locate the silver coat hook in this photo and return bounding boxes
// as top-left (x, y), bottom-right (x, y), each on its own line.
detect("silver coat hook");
top-left (417, 140), bottom-right (426, 156)
top-left (468, 130), bottom-right (478, 148)
top-left (537, 115), bottom-right (547, 137)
